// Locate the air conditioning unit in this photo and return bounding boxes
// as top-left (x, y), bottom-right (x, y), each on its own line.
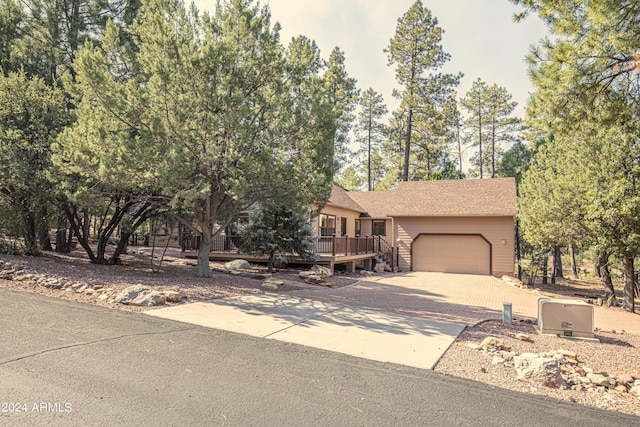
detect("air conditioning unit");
top-left (537, 298), bottom-right (594, 338)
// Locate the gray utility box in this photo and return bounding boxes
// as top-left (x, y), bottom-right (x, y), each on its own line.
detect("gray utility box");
top-left (537, 298), bottom-right (594, 338)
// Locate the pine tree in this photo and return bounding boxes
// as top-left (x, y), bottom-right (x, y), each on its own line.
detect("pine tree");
top-left (355, 88), bottom-right (387, 191)
top-left (60, 0), bottom-right (335, 277)
top-left (461, 79), bottom-right (519, 178)
top-left (385, 0), bottom-right (460, 182)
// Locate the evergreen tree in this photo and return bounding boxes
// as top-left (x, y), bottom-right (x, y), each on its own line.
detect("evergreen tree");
top-left (513, 0), bottom-right (640, 311)
top-left (0, 71), bottom-right (67, 254)
top-left (325, 47), bottom-right (359, 174)
top-left (385, 0), bottom-right (460, 182)
top-left (461, 79), bottom-right (519, 178)
top-left (60, 0), bottom-right (335, 277)
top-left (335, 166), bottom-right (364, 192)
top-left (355, 88), bottom-right (387, 191)
top-left (240, 200), bottom-right (316, 273)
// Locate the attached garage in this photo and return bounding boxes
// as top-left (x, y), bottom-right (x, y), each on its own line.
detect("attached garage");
top-left (412, 234), bottom-right (491, 275)
top-left (348, 178), bottom-right (518, 277)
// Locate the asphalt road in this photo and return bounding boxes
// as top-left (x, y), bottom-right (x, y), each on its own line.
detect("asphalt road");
top-left (0, 288), bottom-right (638, 427)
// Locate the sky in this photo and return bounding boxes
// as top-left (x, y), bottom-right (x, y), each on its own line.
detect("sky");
top-left (192, 0), bottom-right (550, 119)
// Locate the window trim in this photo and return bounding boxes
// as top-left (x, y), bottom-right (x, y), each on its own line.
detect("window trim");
top-left (319, 214), bottom-right (336, 236)
top-left (372, 220), bottom-right (386, 236)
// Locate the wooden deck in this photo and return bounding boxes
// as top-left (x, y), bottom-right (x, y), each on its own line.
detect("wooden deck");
top-left (180, 234), bottom-right (395, 272)
top-left (182, 251), bottom-right (377, 272)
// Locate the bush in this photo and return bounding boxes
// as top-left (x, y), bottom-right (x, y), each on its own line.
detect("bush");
top-left (0, 239), bottom-right (25, 255)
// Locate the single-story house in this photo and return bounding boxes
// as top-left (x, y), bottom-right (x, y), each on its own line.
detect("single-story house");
top-left (317, 178), bottom-right (517, 276)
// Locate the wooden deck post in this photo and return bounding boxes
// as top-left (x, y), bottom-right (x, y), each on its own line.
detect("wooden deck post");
top-left (332, 234), bottom-right (336, 256)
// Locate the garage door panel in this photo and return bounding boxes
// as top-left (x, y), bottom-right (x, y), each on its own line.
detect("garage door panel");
top-left (413, 235), bottom-right (490, 274)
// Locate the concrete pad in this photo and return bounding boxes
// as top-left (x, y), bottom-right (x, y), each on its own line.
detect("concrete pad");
top-left (146, 294), bottom-right (343, 338)
top-left (270, 306), bottom-right (465, 370)
top-left (146, 294), bottom-right (465, 370)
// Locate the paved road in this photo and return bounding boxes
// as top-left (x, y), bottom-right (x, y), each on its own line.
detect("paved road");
top-left (1, 289), bottom-right (638, 426)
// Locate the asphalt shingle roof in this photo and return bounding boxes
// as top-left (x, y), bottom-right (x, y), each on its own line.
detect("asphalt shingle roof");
top-left (347, 178), bottom-right (517, 218)
top-left (326, 185), bottom-right (367, 213)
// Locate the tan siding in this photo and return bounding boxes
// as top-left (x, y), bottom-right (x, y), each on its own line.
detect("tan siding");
top-left (359, 218), bottom-right (392, 239)
top-left (316, 206), bottom-right (362, 236)
top-left (394, 217), bottom-right (514, 275)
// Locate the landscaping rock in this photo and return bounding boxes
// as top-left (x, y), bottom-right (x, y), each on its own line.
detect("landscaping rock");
top-left (164, 291), bottom-right (181, 302)
top-left (617, 374), bottom-right (634, 385)
top-left (224, 259), bottom-right (251, 270)
top-left (514, 353), bottom-right (566, 389)
top-left (557, 349), bottom-right (578, 360)
top-left (587, 373), bottom-right (609, 387)
top-left (263, 278), bottom-right (284, 286)
top-left (304, 275), bottom-right (325, 284)
top-left (515, 333), bottom-right (533, 342)
top-left (310, 265), bottom-right (333, 278)
top-left (261, 282), bottom-right (279, 291)
top-left (480, 336), bottom-right (511, 351)
top-left (360, 270), bottom-right (374, 277)
top-left (114, 284), bottom-right (167, 306)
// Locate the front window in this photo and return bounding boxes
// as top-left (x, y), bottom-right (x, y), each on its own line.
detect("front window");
top-left (319, 214), bottom-right (336, 236)
top-left (355, 219), bottom-right (361, 237)
top-left (340, 217), bottom-right (347, 236)
top-left (372, 220), bottom-right (386, 236)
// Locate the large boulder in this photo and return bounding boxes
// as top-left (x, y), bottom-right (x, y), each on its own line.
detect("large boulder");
top-left (514, 353), bottom-right (566, 389)
top-left (224, 259), bottom-right (251, 271)
top-left (115, 285), bottom-right (168, 306)
top-left (299, 265), bottom-right (333, 280)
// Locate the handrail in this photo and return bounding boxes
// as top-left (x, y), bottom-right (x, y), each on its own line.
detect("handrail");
top-left (182, 234), bottom-right (385, 259)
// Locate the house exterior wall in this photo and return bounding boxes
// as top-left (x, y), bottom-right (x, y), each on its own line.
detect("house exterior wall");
top-left (359, 218), bottom-right (392, 239)
top-left (315, 205), bottom-right (362, 236)
top-left (394, 216), bottom-right (515, 276)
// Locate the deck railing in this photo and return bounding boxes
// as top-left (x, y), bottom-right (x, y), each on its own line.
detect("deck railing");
top-left (182, 234), bottom-right (395, 270)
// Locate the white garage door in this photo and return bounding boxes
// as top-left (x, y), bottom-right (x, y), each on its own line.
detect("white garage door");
top-left (413, 234), bottom-right (491, 274)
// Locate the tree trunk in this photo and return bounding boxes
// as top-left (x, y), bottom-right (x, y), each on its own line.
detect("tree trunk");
top-left (55, 228), bottom-right (69, 253)
top-left (553, 246), bottom-right (563, 279)
top-left (515, 219), bottom-right (522, 281)
top-left (569, 244), bottom-right (578, 277)
top-left (109, 231), bottom-right (130, 264)
top-left (196, 243), bottom-right (211, 278)
top-left (597, 252), bottom-right (615, 303)
top-left (39, 228), bottom-right (53, 251)
top-left (23, 215), bottom-right (39, 255)
top-left (65, 205), bottom-right (97, 263)
top-left (195, 225), bottom-right (212, 278)
top-left (267, 254), bottom-right (274, 273)
top-left (403, 108), bottom-right (413, 182)
top-left (622, 255), bottom-right (636, 313)
top-left (542, 255), bottom-right (548, 285)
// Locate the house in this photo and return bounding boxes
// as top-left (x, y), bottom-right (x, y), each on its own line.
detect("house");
top-left (170, 178), bottom-right (517, 276)
top-left (345, 178), bottom-right (517, 276)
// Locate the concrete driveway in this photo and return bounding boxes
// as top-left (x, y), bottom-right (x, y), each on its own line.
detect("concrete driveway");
top-left (147, 272), bottom-right (640, 370)
top-left (147, 294), bottom-right (464, 370)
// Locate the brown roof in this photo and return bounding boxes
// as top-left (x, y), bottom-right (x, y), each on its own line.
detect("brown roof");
top-left (326, 185), bottom-right (367, 213)
top-left (348, 178), bottom-right (517, 218)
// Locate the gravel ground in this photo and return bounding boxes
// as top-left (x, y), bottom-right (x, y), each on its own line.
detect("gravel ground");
top-left (0, 248), bottom-right (359, 312)
top-left (434, 320), bottom-right (640, 417)
top-left (1, 249), bottom-right (639, 417)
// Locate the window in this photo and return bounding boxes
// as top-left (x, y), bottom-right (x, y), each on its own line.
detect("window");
top-left (340, 217), bottom-right (347, 236)
top-left (354, 219), bottom-right (361, 237)
top-left (319, 214), bottom-right (336, 236)
top-left (372, 220), bottom-right (386, 236)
